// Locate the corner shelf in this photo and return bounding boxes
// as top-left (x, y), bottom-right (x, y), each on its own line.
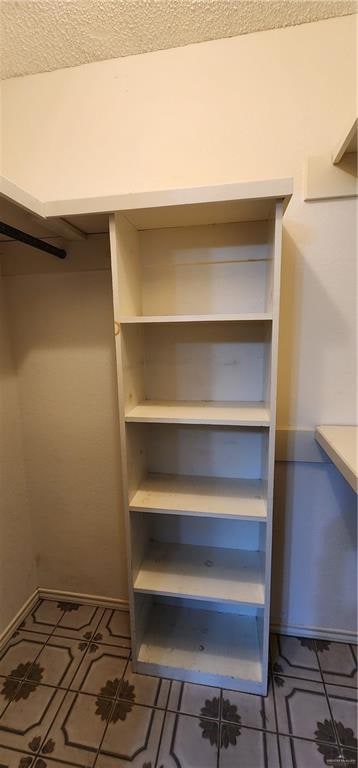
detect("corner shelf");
top-left (109, 178), bottom-right (292, 695)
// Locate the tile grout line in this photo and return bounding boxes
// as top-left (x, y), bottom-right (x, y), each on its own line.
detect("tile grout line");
top-left (270, 668), bottom-right (283, 768)
top-left (314, 639), bottom-right (343, 756)
top-left (154, 691), bottom-right (171, 768)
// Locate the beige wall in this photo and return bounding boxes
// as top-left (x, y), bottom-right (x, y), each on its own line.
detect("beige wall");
top-left (2, 238), bottom-right (128, 601)
top-left (0, 274), bottom-right (37, 636)
top-left (0, 15), bottom-right (357, 634)
top-left (1, 14), bottom-right (357, 429)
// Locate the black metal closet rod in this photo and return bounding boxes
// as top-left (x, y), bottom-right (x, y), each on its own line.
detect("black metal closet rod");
top-left (0, 221), bottom-right (67, 259)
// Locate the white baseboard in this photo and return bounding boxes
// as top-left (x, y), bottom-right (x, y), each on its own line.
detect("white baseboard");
top-left (0, 590), bottom-right (39, 649)
top-left (2, 589), bottom-right (356, 652)
top-left (271, 620), bottom-right (358, 645)
top-left (38, 587), bottom-right (129, 612)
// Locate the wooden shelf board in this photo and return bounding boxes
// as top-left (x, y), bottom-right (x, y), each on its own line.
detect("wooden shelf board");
top-left (134, 542), bottom-right (265, 606)
top-left (119, 313), bottom-right (272, 324)
top-left (47, 176), bottom-right (292, 222)
top-left (315, 425), bottom-right (358, 493)
top-left (130, 473), bottom-right (267, 520)
top-left (333, 118), bottom-right (358, 165)
top-left (125, 400), bottom-right (271, 426)
top-left (137, 603), bottom-right (263, 692)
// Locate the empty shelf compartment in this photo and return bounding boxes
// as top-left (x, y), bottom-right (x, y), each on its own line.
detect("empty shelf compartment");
top-left (136, 601), bottom-right (264, 692)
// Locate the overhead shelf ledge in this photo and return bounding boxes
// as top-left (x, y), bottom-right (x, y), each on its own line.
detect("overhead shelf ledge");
top-left (332, 118), bottom-right (358, 165)
top-left (305, 118), bottom-right (358, 201)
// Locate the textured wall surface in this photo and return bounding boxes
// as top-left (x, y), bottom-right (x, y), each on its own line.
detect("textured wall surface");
top-left (1, 0), bottom-right (356, 79)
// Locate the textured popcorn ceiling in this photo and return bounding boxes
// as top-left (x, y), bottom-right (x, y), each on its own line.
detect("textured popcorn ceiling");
top-left (1, 0), bottom-right (357, 79)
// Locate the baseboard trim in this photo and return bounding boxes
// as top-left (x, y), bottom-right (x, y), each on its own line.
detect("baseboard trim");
top-left (2, 589), bottom-right (356, 651)
top-left (270, 620), bottom-right (358, 645)
top-left (38, 588), bottom-right (129, 612)
top-left (0, 590), bottom-right (39, 649)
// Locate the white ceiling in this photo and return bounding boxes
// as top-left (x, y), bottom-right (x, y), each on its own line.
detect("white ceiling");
top-left (1, 0), bottom-right (356, 80)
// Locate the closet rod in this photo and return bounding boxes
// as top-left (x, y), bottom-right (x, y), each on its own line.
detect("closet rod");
top-left (0, 221), bottom-right (67, 259)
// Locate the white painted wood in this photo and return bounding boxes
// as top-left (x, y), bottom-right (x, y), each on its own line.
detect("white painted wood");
top-left (125, 400), bottom-right (270, 426)
top-left (129, 473), bottom-right (267, 520)
top-left (134, 542), bottom-right (265, 606)
top-left (304, 153), bottom-right (358, 201)
top-left (146, 424), bottom-right (268, 480)
top-left (109, 214), bottom-right (142, 659)
top-left (315, 425), bottom-right (358, 492)
top-left (119, 313), bottom-right (272, 323)
top-left (136, 602), bottom-right (263, 693)
top-left (139, 222), bottom-right (270, 316)
top-left (44, 177), bottom-right (293, 220)
top-left (0, 175), bottom-right (44, 217)
top-left (125, 322), bottom-right (270, 404)
top-left (260, 201), bottom-right (283, 691)
top-left (109, 183), bottom-right (289, 694)
top-left (332, 118), bottom-right (358, 164)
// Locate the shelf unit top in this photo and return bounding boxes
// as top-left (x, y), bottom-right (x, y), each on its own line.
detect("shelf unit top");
top-left (47, 177), bottom-right (293, 226)
top-left (125, 400), bottom-right (271, 426)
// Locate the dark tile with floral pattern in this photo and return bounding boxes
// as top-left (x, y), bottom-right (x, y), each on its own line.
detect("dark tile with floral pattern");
top-left (168, 680), bottom-right (220, 719)
top-left (52, 605), bottom-right (104, 641)
top-left (222, 674), bottom-right (277, 733)
top-left (157, 711), bottom-right (218, 767)
top-left (0, 683), bottom-right (65, 754)
top-left (219, 725), bottom-right (280, 767)
top-left (96, 704), bottom-right (164, 767)
top-left (0, 746), bottom-right (37, 768)
top-left (70, 642), bottom-right (129, 696)
top-left (19, 601), bottom-right (64, 636)
top-left (116, 663), bottom-right (169, 709)
top-left (317, 641), bottom-right (357, 689)
top-left (273, 675), bottom-right (336, 744)
top-left (36, 690), bottom-right (107, 766)
top-left (280, 735), bottom-right (357, 768)
top-left (326, 685), bottom-right (358, 750)
top-left (270, 634), bottom-right (322, 682)
top-left (94, 609), bottom-right (131, 649)
top-left (0, 633), bottom-right (49, 685)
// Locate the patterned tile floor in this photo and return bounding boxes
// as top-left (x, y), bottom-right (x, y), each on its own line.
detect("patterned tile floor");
top-left (0, 599), bottom-right (356, 768)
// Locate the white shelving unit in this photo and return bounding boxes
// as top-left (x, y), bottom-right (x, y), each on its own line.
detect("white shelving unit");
top-left (109, 178), bottom-right (292, 694)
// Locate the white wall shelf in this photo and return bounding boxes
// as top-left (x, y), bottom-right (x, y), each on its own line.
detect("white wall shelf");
top-left (109, 179), bottom-right (291, 694)
top-left (129, 473), bottom-right (267, 521)
top-left (315, 425), bottom-right (358, 493)
top-left (332, 118), bottom-right (358, 165)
